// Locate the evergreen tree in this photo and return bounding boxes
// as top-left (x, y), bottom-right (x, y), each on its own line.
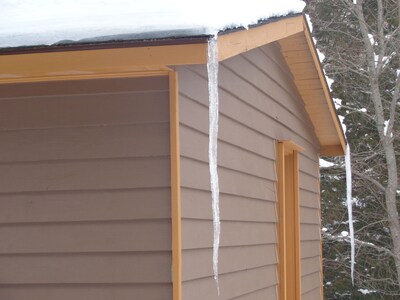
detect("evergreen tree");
top-left (304, 0), bottom-right (400, 298)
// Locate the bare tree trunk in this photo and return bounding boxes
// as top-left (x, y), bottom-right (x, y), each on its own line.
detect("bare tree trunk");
top-left (354, 0), bottom-right (400, 287)
top-left (384, 142), bottom-right (400, 287)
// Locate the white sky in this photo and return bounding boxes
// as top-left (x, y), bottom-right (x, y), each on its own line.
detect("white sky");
top-left (0, 0), bottom-right (305, 47)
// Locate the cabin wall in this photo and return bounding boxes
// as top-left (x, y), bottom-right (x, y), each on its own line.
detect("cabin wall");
top-left (0, 77), bottom-right (172, 300)
top-left (176, 42), bottom-right (322, 299)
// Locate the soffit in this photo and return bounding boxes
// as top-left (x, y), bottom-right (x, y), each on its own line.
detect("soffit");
top-left (278, 27), bottom-right (345, 156)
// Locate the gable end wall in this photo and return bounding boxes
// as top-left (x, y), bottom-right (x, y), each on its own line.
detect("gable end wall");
top-left (176, 42), bottom-right (323, 300)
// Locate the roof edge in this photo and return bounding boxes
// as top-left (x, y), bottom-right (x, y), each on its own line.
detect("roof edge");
top-left (301, 15), bottom-right (346, 156)
top-left (0, 13), bottom-right (346, 157)
top-left (0, 14), bottom-right (305, 84)
top-left (0, 35), bottom-right (210, 56)
top-left (217, 14), bottom-right (304, 61)
top-left (0, 13), bottom-right (303, 56)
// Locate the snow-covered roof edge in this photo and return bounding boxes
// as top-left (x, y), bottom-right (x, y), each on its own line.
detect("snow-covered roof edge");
top-left (0, 13), bottom-right (301, 55)
top-left (0, 13), bottom-right (345, 156)
top-left (1, 0), bottom-right (306, 49)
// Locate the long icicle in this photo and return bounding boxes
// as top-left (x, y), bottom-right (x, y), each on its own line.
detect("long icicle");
top-left (207, 35), bottom-right (221, 296)
top-left (345, 143), bottom-right (355, 285)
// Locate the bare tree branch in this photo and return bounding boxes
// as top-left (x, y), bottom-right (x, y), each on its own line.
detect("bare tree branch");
top-left (323, 231), bottom-right (396, 259)
top-left (352, 170), bottom-right (387, 192)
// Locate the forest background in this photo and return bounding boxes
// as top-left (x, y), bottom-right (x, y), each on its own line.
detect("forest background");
top-left (304, 0), bottom-right (400, 298)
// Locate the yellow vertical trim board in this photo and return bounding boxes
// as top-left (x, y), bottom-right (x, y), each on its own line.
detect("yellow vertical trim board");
top-left (169, 70), bottom-right (182, 300)
top-left (277, 142), bottom-right (287, 300)
top-left (277, 141), bottom-right (302, 300)
top-left (317, 155), bottom-right (325, 299)
top-left (293, 150), bottom-right (302, 298)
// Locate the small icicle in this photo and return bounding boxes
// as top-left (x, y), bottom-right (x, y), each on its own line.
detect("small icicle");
top-left (345, 143), bottom-right (355, 285)
top-left (207, 35), bottom-right (221, 296)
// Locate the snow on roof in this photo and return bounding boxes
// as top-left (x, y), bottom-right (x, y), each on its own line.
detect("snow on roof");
top-left (0, 0), bottom-right (305, 48)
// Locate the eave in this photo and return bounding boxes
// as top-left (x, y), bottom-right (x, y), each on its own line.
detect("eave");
top-left (0, 14), bottom-right (345, 156)
top-left (279, 17), bottom-right (346, 156)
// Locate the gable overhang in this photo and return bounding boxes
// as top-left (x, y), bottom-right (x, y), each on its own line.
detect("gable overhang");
top-left (0, 14), bottom-right (345, 156)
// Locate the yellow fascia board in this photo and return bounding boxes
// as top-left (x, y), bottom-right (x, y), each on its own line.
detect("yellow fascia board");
top-left (217, 15), bottom-right (304, 61)
top-left (0, 43), bottom-right (208, 84)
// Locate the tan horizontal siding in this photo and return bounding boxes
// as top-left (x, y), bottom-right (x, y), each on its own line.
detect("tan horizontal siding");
top-left (302, 286), bottom-right (322, 299)
top-left (299, 171), bottom-right (320, 193)
top-left (181, 188), bottom-right (277, 221)
top-left (182, 245), bottom-right (277, 281)
top-left (0, 188), bottom-right (171, 224)
top-left (299, 153), bottom-right (319, 176)
top-left (302, 271), bottom-right (322, 296)
top-left (180, 157), bottom-right (275, 200)
top-left (229, 285), bottom-right (278, 300)
top-left (0, 76), bottom-right (172, 300)
top-left (301, 256), bottom-right (322, 277)
top-left (0, 123), bottom-right (170, 162)
top-left (199, 54), bottom-right (315, 142)
top-left (0, 284), bottom-right (171, 300)
top-left (0, 252), bottom-right (171, 284)
top-left (301, 223), bottom-right (322, 241)
top-left (0, 157), bottom-right (170, 194)
top-left (0, 92), bottom-right (169, 130)
top-left (260, 43), bottom-right (297, 79)
top-left (182, 265), bottom-right (277, 300)
top-left (300, 207), bottom-right (321, 225)
top-left (181, 220), bottom-right (277, 250)
top-left (180, 125), bottom-right (275, 178)
top-left (186, 60), bottom-right (303, 125)
top-left (245, 47), bottom-right (296, 95)
top-left (179, 96), bottom-right (275, 160)
top-left (301, 241), bottom-right (322, 259)
top-left (0, 220), bottom-right (172, 254)
top-left (218, 61), bottom-right (310, 134)
top-left (300, 189), bottom-right (320, 209)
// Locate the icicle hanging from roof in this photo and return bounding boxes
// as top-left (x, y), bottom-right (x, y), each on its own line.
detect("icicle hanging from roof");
top-left (207, 35), bottom-right (221, 296)
top-left (345, 143), bottom-right (355, 285)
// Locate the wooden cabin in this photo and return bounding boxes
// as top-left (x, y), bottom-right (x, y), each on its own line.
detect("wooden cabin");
top-left (0, 14), bottom-right (345, 300)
